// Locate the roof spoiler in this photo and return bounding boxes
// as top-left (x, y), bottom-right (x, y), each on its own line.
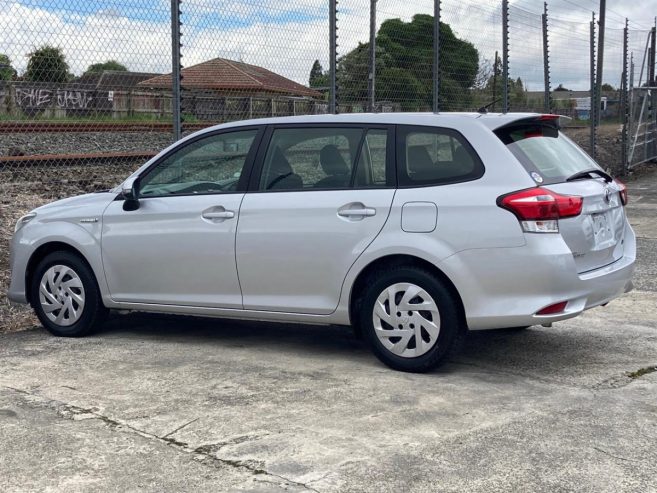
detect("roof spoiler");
top-left (498, 114), bottom-right (572, 130)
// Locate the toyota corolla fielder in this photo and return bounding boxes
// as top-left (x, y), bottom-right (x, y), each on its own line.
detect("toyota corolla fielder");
top-left (9, 113), bottom-right (635, 372)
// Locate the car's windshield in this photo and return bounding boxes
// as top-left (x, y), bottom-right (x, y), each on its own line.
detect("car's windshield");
top-left (495, 123), bottom-right (601, 185)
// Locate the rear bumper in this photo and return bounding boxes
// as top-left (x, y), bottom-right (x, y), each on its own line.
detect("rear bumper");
top-left (440, 223), bottom-right (636, 330)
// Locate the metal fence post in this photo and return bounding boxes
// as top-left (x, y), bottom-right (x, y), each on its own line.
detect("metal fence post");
top-left (590, 12), bottom-right (596, 157)
top-left (594, 0), bottom-right (606, 128)
top-left (650, 25), bottom-right (657, 162)
top-left (170, 0), bottom-right (182, 141)
top-left (368, 0), bottom-right (377, 112)
top-left (502, 0), bottom-right (509, 113)
top-left (433, 0), bottom-right (441, 113)
top-left (542, 2), bottom-right (551, 113)
top-left (329, 0), bottom-right (337, 114)
top-left (493, 51), bottom-right (499, 112)
top-left (649, 25), bottom-right (656, 85)
top-left (621, 19), bottom-right (629, 174)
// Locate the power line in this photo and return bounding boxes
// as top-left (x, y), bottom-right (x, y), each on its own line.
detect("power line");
top-left (510, 0), bottom-right (653, 30)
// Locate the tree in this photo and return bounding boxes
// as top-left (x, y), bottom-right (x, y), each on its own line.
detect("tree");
top-left (476, 56), bottom-right (527, 110)
top-left (84, 60), bottom-right (128, 75)
top-left (601, 83), bottom-right (615, 91)
top-left (309, 60), bottom-right (328, 87)
top-left (336, 15), bottom-right (479, 110)
top-left (24, 45), bottom-right (70, 83)
top-left (554, 83), bottom-right (570, 91)
top-left (0, 54), bottom-right (16, 81)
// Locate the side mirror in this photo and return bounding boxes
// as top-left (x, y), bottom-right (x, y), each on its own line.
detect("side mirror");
top-left (121, 176), bottom-right (140, 211)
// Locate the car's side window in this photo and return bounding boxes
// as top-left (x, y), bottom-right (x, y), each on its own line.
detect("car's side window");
top-left (398, 125), bottom-right (484, 186)
top-left (139, 129), bottom-right (258, 197)
top-left (257, 127), bottom-right (390, 191)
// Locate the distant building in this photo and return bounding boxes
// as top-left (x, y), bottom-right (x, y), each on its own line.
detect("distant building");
top-left (137, 57), bottom-right (324, 120)
top-left (138, 57), bottom-right (321, 99)
top-left (75, 70), bottom-right (161, 90)
top-left (524, 89), bottom-right (619, 120)
top-left (3, 60), bottom-right (325, 121)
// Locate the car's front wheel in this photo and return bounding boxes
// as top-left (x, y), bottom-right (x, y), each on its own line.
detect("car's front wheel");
top-left (30, 251), bottom-right (107, 337)
top-left (359, 266), bottom-right (465, 372)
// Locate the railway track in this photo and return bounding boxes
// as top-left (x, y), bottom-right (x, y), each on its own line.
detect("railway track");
top-left (0, 121), bottom-right (213, 133)
top-left (0, 150), bottom-right (157, 169)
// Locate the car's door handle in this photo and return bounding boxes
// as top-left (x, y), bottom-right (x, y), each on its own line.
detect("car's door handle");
top-left (202, 208), bottom-right (235, 220)
top-left (338, 207), bottom-right (376, 217)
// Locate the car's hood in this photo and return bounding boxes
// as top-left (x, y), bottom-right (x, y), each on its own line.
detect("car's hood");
top-left (33, 191), bottom-right (118, 218)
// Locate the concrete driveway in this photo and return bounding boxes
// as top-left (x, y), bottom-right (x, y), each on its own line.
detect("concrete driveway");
top-left (1, 172), bottom-right (656, 492)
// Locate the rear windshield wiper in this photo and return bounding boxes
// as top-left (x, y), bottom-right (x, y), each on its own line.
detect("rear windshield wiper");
top-left (566, 169), bottom-right (613, 183)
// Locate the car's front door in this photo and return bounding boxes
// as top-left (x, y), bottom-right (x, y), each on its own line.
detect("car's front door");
top-left (236, 125), bottom-right (395, 314)
top-left (101, 127), bottom-right (262, 308)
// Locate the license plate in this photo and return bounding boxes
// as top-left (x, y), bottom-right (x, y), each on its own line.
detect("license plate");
top-left (592, 212), bottom-right (613, 244)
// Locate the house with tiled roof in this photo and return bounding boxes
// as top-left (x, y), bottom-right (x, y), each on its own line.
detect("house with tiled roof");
top-left (137, 57), bottom-right (323, 120)
top-left (138, 57), bottom-right (321, 99)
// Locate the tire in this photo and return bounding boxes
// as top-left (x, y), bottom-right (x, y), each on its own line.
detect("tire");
top-left (358, 266), bottom-right (466, 373)
top-left (30, 251), bottom-right (107, 337)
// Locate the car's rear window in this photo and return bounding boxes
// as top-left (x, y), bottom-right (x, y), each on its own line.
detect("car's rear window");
top-left (397, 125), bottom-right (484, 187)
top-left (494, 123), bottom-right (601, 184)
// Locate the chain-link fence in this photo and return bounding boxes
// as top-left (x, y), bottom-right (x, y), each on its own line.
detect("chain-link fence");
top-left (0, 0), bottom-right (655, 200)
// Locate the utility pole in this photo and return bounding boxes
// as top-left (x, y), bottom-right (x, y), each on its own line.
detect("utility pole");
top-left (368, 0), bottom-right (377, 112)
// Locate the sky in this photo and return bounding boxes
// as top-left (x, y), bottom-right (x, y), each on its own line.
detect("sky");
top-left (0, 0), bottom-right (654, 91)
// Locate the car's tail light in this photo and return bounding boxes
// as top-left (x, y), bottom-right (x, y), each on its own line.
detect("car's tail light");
top-left (614, 179), bottom-right (628, 206)
top-left (536, 301), bottom-right (568, 315)
top-left (498, 187), bottom-right (583, 233)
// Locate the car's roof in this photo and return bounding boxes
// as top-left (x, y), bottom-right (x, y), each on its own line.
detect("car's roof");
top-left (200, 112), bottom-right (547, 133)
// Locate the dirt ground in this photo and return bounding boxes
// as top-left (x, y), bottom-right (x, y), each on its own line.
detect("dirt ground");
top-left (0, 162), bottom-right (137, 333)
top-left (562, 124), bottom-right (623, 175)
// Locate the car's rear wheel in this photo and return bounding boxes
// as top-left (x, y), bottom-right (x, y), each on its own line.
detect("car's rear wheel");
top-left (30, 251), bottom-right (107, 337)
top-left (359, 266), bottom-right (465, 372)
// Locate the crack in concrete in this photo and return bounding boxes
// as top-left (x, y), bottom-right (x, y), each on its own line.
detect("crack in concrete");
top-left (194, 433), bottom-right (269, 455)
top-left (592, 364), bottom-right (657, 389)
top-left (162, 417), bottom-right (199, 438)
top-left (3, 386), bottom-right (320, 492)
top-left (627, 365), bottom-right (657, 379)
top-left (593, 446), bottom-right (638, 463)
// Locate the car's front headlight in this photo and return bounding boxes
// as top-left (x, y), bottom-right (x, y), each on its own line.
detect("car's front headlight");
top-left (14, 212), bottom-right (37, 233)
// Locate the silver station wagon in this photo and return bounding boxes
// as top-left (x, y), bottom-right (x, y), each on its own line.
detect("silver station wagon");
top-left (9, 113), bottom-right (635, 372)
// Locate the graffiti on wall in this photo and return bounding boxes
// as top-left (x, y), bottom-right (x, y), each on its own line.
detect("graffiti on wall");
top-left (15, 87), bottom-right (93, 109)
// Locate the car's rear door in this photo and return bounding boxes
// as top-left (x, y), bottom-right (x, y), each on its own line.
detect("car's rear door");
top-left (235, 124), bottom-right (395, 314)
top-left (495, 118), bottom-right (626, 273)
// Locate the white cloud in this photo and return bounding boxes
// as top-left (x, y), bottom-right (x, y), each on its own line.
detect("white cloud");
top-left (0, 2), bottom-right (172, 75)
